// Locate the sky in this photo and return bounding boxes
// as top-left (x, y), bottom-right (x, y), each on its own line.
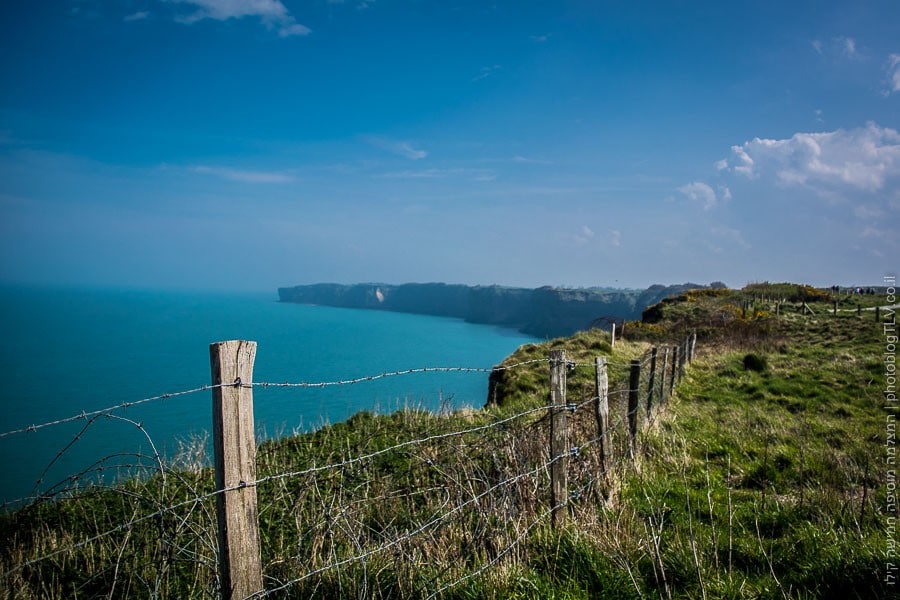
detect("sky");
top-left (0, 0), bottom-right (898, 292)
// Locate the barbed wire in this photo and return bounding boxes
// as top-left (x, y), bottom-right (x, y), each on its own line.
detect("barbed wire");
top-left (253, 402), bottom-right (552, 488)
top-left (253, 454), bottom-right (561, 598)
top-left (0, 383), bottom-right (227, 439)
top-left (1, 400), bottom-right (551, 579)
top-left (0, 359), bottom-right (549, 440)
top-left (414, 398), bottom-right (642, 600)
top-left (256, 367), bottom-right (478, 389)
top-left (1, 453), bottom-right (158, 511)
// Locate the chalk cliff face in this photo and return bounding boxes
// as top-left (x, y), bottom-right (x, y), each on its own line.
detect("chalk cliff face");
top-left (278, 282), bottom-right (710, 338)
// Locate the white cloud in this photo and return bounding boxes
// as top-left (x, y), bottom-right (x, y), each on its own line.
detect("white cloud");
top-left (381, 167), bottom-right (494, 180)
top-left (472, 65), bottom-right (501, 82)
top-left (168, 0), bottom-right (310, 36)
top-left (574, 225), bottom-right (595, 246)
top-left (366, 137), bottom-right (428, 160)
top-left (719, 185), bottom-right (732, 201)
top-left (512, 155), bottom-right (553, 165)
top-left (720, 122), bottom-right (900, 194)
top-left (124, 10), bottom-right (150, 21)
top-left (887, 54), bottom-right (900, 94)
top-left (838, 36), bottom-right (858, 58)
top-left (381, 169), bottom-right (449, 179)
top-left (610, 230), bottom-right (622, 247)
top-left (278, 22), bottom-right (311, 36)
top-left (813, 36), bottom-right (864, 60)
top-left (678, 181), bottom-right (723, 210)
top-left (191, 165), bottom-right (294, 183)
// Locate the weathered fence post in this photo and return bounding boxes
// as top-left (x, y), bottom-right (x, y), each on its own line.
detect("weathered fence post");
top-left (549, 349), bottom-right (568, 527)
top-left (669, 344), bottom-right (679, 397)
top-left (877, 306), bottom-right (881, 322)
top-left (610, 323), bottom-right (616, 349)
top-left (678, 336), bottom-right (688, 381)
top-left (659, 347), bottom-right (670, 403)
top-left (627, 359), bottom-right (641, 459)
top-left (594, 356), bottom-right (611, 482)
top-left (210, 340), bottom-right (263, 600)
top-left (645, 347), bottom-right (658, 420)
top-left (688, 332), bottom-right (697, 364)
top-left (833, 300), bottom-right (838, 315)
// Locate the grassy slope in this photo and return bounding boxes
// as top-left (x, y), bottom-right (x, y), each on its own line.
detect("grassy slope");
top-left (620, 287), bottom-right (889, 599)
top-left (0, 284), bottom-right (893, 598)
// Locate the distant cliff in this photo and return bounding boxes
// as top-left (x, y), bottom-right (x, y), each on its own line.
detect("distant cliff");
top-left (277, 282), bottom-right (717, 338)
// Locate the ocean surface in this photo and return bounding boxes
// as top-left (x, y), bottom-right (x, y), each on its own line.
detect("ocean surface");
top-left (0, 285), bottom-right (538, 507)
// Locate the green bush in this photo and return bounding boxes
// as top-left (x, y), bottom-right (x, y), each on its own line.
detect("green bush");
top-left (742, 353), bottom-right (768, 372)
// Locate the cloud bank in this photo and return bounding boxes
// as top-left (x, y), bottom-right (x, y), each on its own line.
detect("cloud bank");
top-left (720, 122), bottom-right (900, 195)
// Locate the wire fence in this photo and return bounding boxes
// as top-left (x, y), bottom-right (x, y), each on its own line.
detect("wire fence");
top-left (0, 334), bottom-right (697, 599)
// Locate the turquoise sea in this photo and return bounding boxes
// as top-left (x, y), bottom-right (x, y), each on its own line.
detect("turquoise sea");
top-left (0, 285), bottom-right (538, 507)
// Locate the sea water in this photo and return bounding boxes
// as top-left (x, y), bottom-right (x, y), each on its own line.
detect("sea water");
top-left (0, 285), bottom-right (538, 506)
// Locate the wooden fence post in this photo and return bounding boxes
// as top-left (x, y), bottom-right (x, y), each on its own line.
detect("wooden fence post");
top-left (645, 347), bottom-right (658, 420)
top-left (669, 344), bottom-right (679, 398)
top-left (678, 337), bottom-right (688, 381)
top-left (210, 340), bottom-right (263, 600)
top-left (594, 356), bottom-right (610, 482)
top-left (659, 347), bottom-right (670, 403)
top-left (688, 332), bottom-right (697, 364)
top-left (627, 359), bottom-right (641, 460)
top-left (549, 349), bottom-right (568, 527)
top-left (610, 323), bottom-right (616, 349)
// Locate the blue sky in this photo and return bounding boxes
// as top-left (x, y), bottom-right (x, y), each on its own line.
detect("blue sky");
top-left (1, 0), bottom-right (898, 291)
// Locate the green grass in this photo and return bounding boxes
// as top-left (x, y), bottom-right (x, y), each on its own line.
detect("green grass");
top-left (0, 285), bottom-right (894, 598)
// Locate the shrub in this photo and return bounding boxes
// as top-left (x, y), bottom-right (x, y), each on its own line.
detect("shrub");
top-left (743, 353), bottom-right (768, 372)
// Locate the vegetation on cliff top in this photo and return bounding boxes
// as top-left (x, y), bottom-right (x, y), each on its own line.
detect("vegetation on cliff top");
top-left (1, 283), bottom-right (893, 598)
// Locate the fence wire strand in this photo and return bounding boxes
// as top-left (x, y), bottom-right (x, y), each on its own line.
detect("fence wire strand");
top-left (1, 359), bottom-right (547, 440)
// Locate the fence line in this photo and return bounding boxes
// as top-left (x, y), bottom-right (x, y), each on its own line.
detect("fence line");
top-left (1, 399), bottom-right (553, 580)
top-left (2, 333), bottom-right (698, 599)
top-left (0, 361), bottom-right (549, 440)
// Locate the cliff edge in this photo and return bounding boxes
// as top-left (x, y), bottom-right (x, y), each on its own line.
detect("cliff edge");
top-left (278, 282), bottom-right (718, 338)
